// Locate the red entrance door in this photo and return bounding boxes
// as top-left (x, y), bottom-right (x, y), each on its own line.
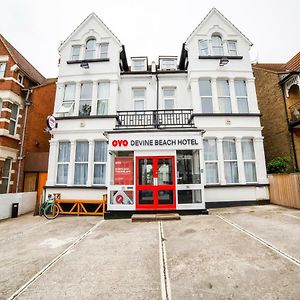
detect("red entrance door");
top-left (136, 156), bottom-right (176, 210)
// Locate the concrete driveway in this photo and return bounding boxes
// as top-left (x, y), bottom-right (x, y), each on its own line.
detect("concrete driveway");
top-left (1, 205), bottom-right (300, 300)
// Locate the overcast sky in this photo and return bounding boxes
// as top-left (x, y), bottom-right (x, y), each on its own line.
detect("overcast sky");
top-left (1, 0), bottom-right (299, 78)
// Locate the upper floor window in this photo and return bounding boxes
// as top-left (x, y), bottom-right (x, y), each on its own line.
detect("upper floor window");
top-left (0, 62), bottom-right (6, 78)
top-left (97, 82), bottom-right (110, 115)
top-left (9, 104), bottom-right (18, 135)
top-left (234, 80), bottom-right (249, 113)
top-left (71, 45), bottom-right (81, 61)
top-left (199, 80), bottom-right (213, 113)
top-left (227, 41), bottom-right (237, 56)
top-left (217, 80), bottom-right (231, 113)
top-left (159, 57), bottom-right (177, 70)
top-left (17, 73), bottom-right (24, 85)
top-left (79, 82), bottom-right (93, 116)
top-left (131, 58), bottom-right (147, 71)
top-left (211, 35), bottom-right (224, 56)
top-left (0, 98), bottom-right (2, 114)
top-left (100, 43), bottom-right (109, 59)
top-left (133, 88), bottom-right (145, 110)
top-left (0, 158), bottom-right (12, 194)
top-left (85, 38), bottom-right (96, 59)
top-left (57, 83), bottom-right (76, 114)
top-left (199, 40), bottom-right (209, 56)
top-left (57, 142), bottom-right (70, 184)
top-left (163, 88), bottom-right (175, 109)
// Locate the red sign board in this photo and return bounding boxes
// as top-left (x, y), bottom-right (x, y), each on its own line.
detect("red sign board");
top-left (114, 157), bottom-right (133, 185)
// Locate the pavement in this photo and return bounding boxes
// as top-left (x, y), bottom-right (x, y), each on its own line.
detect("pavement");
top-left (0, 205), bottom-right (300, 300)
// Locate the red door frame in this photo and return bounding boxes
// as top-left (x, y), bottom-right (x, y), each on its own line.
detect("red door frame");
top-left (136, 156), bottom-right (176, 210)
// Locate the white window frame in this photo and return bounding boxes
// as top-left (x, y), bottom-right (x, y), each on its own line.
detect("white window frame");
top-left (160, 58), bottom-right (177, 70)
top-left (211, 35), bottom-right (224, 56)
top-left (242, 138), bottom-right (257, 183)
top-left (223, 138), bottom-right (239, 184)
top-left (9, 103), bottom-right (18, 135)
top-left (17, 73), bottom-right (24, 85)
top-left (234, 80), bottom-right (249, 113)
top-left (1, 158), bottom-right (12, 194)
top-left (71, 45), bottom-right (81, 61)
top-left (131, 58), bottom-right (147, 71)
top-left (133, 88), bottom-right (145, 111)
top-left (0, 62), bottom-right (6, 78)
top-left (227, 40), bottom-right (237, 56)
top-left (203, 138), bottom-right (219, 184)
top-left (74, 141), bottom-right (89, 185)
top-left (199, 79), bottom-right (213, 113)
top-left (162, 87), bottom-right (175, 110)
top-left (56, 142), bottom-right (70, 185)
top-left (93, 141), bottom-right (107, 185)
top-left (79, 82), bottom-right (93, 116)
top-left (217, 79), bottom-right (232, 113)
top-left (85, 38), bottom-right (96, 59)
top-left (57, 83), bottom-right (76, 114)
top-left (198, 40), bottom-right (209, 56)
top-left (97, 82), bottom-right (110, 115)
top-left (99, 43), bottom-right (109, 59)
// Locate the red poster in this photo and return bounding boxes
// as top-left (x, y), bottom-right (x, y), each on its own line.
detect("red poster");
top-left (114, 157), bottom-right (134, 185)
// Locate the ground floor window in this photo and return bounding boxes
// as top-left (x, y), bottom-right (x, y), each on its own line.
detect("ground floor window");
top-left (178, 190), bottom-right (202, 204)
top-left (57, 142), bottom-right (70, 184)
top-left (93, 141), bottom-right (107, 184)
top-left (74, 142), bottom-right (89, 185)
top-left (1, 158), bottom-right (12, 194)
top-left (242, 138), bottom-right (257, 182)
top-left (223, 139), bottom-right (239, 183)
top-left (204, 139), bottom-right (219, 184)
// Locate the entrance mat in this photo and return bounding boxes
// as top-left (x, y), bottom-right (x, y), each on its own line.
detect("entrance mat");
top-left (132, 213), bottom-right (180, 222)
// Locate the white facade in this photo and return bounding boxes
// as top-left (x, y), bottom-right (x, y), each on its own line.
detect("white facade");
top-left (46, 9), bottom-right (269, 212)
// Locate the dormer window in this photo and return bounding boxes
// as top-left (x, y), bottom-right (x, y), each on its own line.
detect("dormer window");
top-left (71, 45), bottom-right (81, 61)
top-left (85, 38), bottom-right (96, 59)
top-left (211, 35), bottom-right (224, 56)
top-left (159, 57), bottom-right (177, 70)
top-left (131, 57), bottom-right (147, 71)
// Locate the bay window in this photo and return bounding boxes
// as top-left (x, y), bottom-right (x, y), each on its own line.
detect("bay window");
top-left (57, 142), bottom-right (70, 184)
top-left (74, 142), bottom-right (89, 185)
top-left (242, 139), bottom-right (257, 182)
top-left (199, 79), bottom-right (213, 113)
top-left (217, 80), bottom-right (232, 113)
top-left (204, 139), bottom-right (219, 184)
top-left (9, 104), bottom-right (18, 135)
top-left (235, 80), bottom-right (249, 113)
top-left (223, 139), bottom-right (239, 183)
top-left (79, 82), bottom-right (92, 116)
top-left (97, 82), bottom-right (110, 115)
top-left (93, 141), bottom-right (107, 184)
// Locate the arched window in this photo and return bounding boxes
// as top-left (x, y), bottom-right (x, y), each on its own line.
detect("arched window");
top-left (211, 35), bottom-right (224, 56)
top-left (85, 38), bottom-right (96, 59)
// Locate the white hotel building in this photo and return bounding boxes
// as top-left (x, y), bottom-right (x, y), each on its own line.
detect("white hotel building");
top-left (46, 8), bottom-right (269, 214)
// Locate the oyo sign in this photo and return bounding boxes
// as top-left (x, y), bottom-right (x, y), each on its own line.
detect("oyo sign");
top-left (112, 140), bottom-right (128, 147)
top-left (46, 115), bottom-right (56, 130)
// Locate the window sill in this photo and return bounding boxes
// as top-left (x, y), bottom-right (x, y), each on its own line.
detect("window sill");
top-left (198, 55), bottom-right (243, 59)
top-left (55, 115), bottom-right (117, 120)
top-left (192, 113), bottom-right (261, 117)
top-left (45, 185), bottom-right (107, 189)
top-left (67, 58), bottom-right (109, 64)
top-left (205, 183), bottom-right (269, 187)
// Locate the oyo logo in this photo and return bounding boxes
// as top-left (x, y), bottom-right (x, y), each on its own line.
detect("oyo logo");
top-left (112, 139), bottom-right (128, 147)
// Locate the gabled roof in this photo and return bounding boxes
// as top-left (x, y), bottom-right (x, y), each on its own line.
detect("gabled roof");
top-left (253, 51), bottom-right (300, 73)
top-left (0, 34), bottom-right (45, 85)
top-left (185, 8), bottom-right (252, 46)
top-left (59, 12), bottom-right (122, 51)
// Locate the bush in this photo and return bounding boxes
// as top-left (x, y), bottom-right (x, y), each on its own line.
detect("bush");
top-left (267, 156), bottom-right (292, 174)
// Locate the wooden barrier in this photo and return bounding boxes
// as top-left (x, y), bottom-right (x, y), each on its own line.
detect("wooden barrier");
top-left (269, 174), bottom-right (300, 209)
top-left (55, 194), bottom-right (107, 216)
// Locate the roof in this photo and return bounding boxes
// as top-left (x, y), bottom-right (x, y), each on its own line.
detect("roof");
top-left (31, 78), bottom-right (57, 89)
top-left (185, 8), bottom-right (252, 46)
top-left (253, 51), bottom-right (300, 73)
top-left (0, 34), bottom-right (45, 85)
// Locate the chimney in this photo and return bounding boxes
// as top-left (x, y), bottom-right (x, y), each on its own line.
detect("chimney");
top-left (151, 61), bottom-right (156, 73)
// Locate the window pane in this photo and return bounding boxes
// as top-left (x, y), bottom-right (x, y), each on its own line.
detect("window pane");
top-left (134, 100), bottom-right (144, 110)
top-left (94, 164), bottom-right (106, 184)
top-left (74, 164), bottom-right (88, 184)
top-left (100, 43), bottom-right (108, 58)
top-left (199, 40), bottom-right (208, 55)
top-left (85, 39), bottom-right (96, 59)
top-left (11, 104), bottom-right (18, 119)
top-left (133, 88), bottom-right (145, 98)
top-left (97, 100), bottom-right (108, 115)
top-left (3, 159), bottom-right (11, 177)
top-left (79, 100), bottom-right (91, 116)
top-left (224, 162), bottom-right (239, 183)
top-left (0, 63), bottom-right (6, 77)
top-left (64, 84), bottom-right (76, 101)
top-left (237, 98), bottom-right (249, 113)
top-left (163, 88), bottom-right (175, 97)
top-left (164, 99), bottom-right (174, 110)
top-left (161, 59), bottom-right (176, 70)
top-left (242, 139), bottom-right (255, 160)
top-left (205, 162), bottom-right (219, 184)
top-left (244, 162), bottom-right (257, 182)
top-left (94, 141), bottom-right (107, 162)
top-left (217, 80), bottom-right (230, 96)
top-left (228, 41), bottom-right (237, 55)
top-left (234, 80), bottom-right (247, 96)
top-left (8, 120), bottom-right (16, 135)
top-left (201, 97), bottom-right (213, 113)
top-left (0, 178), bottom-right (8, 194)
top-left (199, 80), bottom-right (212, 96)
top-left (223, 140), bottom-right (237, 160)
top-left (57, 165), bottom-right (68, 184)
top-left (219, 98), bottom-right (232, 113)
top-left (204, 139), bottom-right (217, 160)
top-left (58, 142), bottom-right (70, 162)
top-left (72, 46), bottom-right (80, 60)
top-left (80, 83), bottom-right (93, 99)
top-left (97, 82), bottom-right (110, 99)
top-left (178, 190), bottom-right (202, 204)
top-left (177, 150), bottom-right (201, 184)
top-left (0, 98), bottom-right (2, 111)
top-left (212, 36), bottom-right (224, 55)
top-left (132, 59), bottom-right (146, 71)
top-left (75, 142), bottom-right (88, 162)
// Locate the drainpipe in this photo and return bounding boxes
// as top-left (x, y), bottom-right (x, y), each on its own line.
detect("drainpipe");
top-left (16, 89), bottom-right (32, 192)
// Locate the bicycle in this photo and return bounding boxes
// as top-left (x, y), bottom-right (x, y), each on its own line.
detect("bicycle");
top-left (39, 193), bottom-right (60, 220)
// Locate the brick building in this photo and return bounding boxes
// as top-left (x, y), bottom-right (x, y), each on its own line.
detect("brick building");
top-left (253, 52), bottom-right (300, 171)
top-left (0, 34), bottom-right (55, 194)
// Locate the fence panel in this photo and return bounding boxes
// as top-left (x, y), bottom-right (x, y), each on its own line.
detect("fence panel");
top-left (268, 174), bottom-right (300, 209)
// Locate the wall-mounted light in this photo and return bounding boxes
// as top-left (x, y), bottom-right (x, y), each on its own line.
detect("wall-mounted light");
top-left (80, 62), bottom-right (89, 69)
top-left (219, 57), bottom-right (229, 66)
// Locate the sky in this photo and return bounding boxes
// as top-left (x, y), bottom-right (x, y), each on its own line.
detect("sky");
top-left (1, 0), bottom-right (299, 78)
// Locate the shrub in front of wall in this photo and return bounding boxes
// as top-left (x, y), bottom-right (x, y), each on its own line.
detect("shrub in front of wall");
top-left (266, 156), bottom-right (292, 174)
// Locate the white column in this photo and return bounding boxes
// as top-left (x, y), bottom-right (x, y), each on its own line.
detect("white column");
top-left (217, 138), bottom-right (226, 184)
top-left (46, 140), bottom-right (58, 186)
top-left (96, 43), bottom-right (101, 59)
top-left (91, 81), bottom-right (98, 115)
top-left (254, 137), bottom-right (268, 184)
top-left (236, 138), bottom-right (246, 184)
top-left (229, 78), bottom-right (238, 113)
top-left (247, 78), bottom-right (259, 113)
top-left (108, 80), bottom-right (118, 115)
top-left (74, 82), bottom-right (81, 116)
top-left (80, 45), bottom-right (85, 60)
top-left (68, 140), bottom-right (76, 186)
top-left (87, 140), bottom-right (94, 186)
top-left (211, 78), bottom-right (220, 113)
top-left (190, 78), bottom-right (200, 113)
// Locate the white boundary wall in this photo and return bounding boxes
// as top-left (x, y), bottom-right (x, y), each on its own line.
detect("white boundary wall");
top-left (0, 192), bottom-right (37, 220)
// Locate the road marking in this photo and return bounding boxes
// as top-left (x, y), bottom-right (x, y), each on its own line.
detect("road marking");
top-left (283, 213), bottom-right (300, 220)
top-left (158, 221), bottom-right (172, 300)
top-left (217, 215), bottom-right (300, 267)
top-left (7, 220), bottom-right (105, 300)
